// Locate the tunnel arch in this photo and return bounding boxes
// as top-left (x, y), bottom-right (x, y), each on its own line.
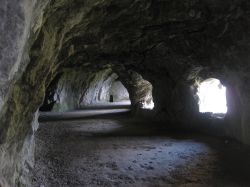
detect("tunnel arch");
top-left (39, 67), bottom-right (156, 112)
top-left (197, 78), bottom-right (227, 116)
top-left (109, 80), bottom-right (130, 103)
top-left (187, 68), bottom-right (250, 144)
top-left (39, 68), bottom-right (132, 112)
top-left (114, 68), bottom-right (154, 110)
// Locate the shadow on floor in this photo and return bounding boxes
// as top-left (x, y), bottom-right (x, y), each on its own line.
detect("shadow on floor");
top-left (34, 112), bottom-right (250, 187)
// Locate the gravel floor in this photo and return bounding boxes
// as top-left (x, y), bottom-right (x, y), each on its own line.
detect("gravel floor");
top-left (33, 114), bottom-right (250, 187)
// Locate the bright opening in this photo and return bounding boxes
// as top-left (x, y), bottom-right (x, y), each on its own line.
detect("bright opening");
top-left (197, 78), bottom-right (227, 114)
top-left (140, 80), bottom-right (154, 110)
top-left (142, 99), bottom-right (154, 110)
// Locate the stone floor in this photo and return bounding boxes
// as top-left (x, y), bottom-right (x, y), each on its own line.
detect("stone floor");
top-left (33, 112), bottom-right (250, 187)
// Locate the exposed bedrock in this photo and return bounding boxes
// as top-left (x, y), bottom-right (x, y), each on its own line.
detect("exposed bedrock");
top-left (40, 67), bottom-right (152, 112)
top-left (0, 0), bottom-right (250, 186)
top-left (110, 81), bottom-right (130, 102)
top-left (41, 68), bottom-right (119, 112)
top-left (115, 68), bottom-right (153, 109)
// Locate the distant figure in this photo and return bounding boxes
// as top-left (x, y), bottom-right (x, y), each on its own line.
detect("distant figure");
top-left (109, 95), bottom-right (114, 102)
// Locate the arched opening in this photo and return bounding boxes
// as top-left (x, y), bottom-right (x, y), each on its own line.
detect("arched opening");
top-left (109, 80), bottom-right (130, 104)
top-left (115, 69), bottom-right (155, 110)
top-left (197, 78), bottom-right (227, 116)
top-left (39, 69), bottom-right (132, 112)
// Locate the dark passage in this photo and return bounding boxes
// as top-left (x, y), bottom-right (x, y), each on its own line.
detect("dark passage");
top-left (109, 95), bottom-right (114, 103)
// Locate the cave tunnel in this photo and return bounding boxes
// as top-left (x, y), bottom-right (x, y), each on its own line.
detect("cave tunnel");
top-left (39, 68), bottom-right (154, 116)
top-left (1, 0), bottom-right (250, 186)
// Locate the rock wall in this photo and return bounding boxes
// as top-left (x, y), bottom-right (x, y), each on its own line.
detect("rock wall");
top-left (0, 0), bottom-right (49, 186)
top-left (42, 67), bottom-right (153, 113)
top-left (110, 81), bottom-right (130, 102)
top-left (223, 71), bottom-right (250, 144)
top-left (79, 70), bottom-right (118, 106)
top-left (116, 69), bottom-right (153, 108)
top-left (151, 75), bottom-right (198, 124)
top-left (45, 68), bottom-right (119, 112)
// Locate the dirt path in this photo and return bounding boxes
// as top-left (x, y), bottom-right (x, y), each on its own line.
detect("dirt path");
top-left (33, 114), bottom-right (250, 187)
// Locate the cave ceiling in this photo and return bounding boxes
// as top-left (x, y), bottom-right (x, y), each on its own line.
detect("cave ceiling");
top-left (31, 0), bottom-right (250, 80)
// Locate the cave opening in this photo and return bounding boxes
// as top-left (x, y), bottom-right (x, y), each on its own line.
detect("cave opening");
top-left (197, 78), bottom-right (227, 116)
top-left (109, 80), bottom-right (131, 105)
top-left (39, 70), bottom-right (133, 112)
top-left (39, 69), bottom-right (156, 113)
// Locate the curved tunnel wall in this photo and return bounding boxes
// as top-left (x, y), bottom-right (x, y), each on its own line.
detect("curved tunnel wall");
top-left (41, 67), bottom-right (153, 112)
top-left (115, 69), bottom-right (154, 109)
top-left (110, 81), bottom-right (130, 102)
top-left (43, 68), bottom-right (119, 112)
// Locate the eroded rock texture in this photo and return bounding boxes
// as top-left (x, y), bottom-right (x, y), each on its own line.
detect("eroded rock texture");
top-left (0, 0), bottom-right (250, 186)
top-left (40, 67), bottom-right (152, 112)
top-left (116, 69), bottom-right (153, 108)
top-left (47, 68), bottom-right (118, 112)
top-left (110, 81), bottom-right (130, 102)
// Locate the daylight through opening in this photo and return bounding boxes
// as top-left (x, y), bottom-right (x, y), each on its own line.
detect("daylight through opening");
top-left (197, 78), bottom-right (227, 114)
